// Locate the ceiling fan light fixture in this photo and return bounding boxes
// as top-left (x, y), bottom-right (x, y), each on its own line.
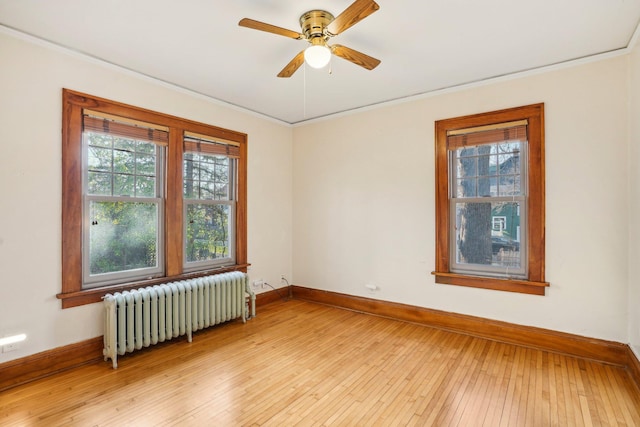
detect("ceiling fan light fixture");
top-left (304, 45), bottom-right (331, 69)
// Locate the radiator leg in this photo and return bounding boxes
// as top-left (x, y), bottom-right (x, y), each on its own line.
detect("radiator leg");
top-left (103, 295), bottom-right (118, 369)
top-left (242, 299), bottom-right (246, 323)
top-left (244, 278), bottom-right (256, 320)
top-left (243, 294), bottom-right (248, 323)
top-left (250, 292), bottom-right (256, 319)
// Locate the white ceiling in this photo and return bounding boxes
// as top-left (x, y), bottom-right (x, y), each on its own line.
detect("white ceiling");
top-left (1, 1), bottom-right (640, 124)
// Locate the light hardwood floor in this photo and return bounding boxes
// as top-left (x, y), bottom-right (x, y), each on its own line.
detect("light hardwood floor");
top-left (1, 300), bottom-right (639, 426)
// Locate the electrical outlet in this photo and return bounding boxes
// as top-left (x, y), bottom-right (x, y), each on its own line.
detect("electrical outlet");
top-left (365, 283), bottom-right (378, 292)
top-left (2, 342), bottom-right (20, 353)
top-left (252, 279), bottom-right (264, 290)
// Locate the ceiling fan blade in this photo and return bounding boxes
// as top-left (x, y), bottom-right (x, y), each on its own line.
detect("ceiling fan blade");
top-left (277, 51), bottom-right (306, 78)
top-left (238, 18), bottom-right (304, 40)
top-left (326, 0), bottom-right (380, 36)
top-left (331, 44), bottom-right (381, 70)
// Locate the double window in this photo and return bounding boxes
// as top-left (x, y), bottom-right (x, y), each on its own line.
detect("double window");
top-left (434, 104), bottom-right (548, 295)
top-left (60, 90), bottom-right (247, 307)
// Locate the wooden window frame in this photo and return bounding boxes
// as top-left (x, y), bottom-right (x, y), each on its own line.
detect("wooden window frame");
top-left (433, 103), bottom-right (548, 295)
top-left (58, 89), bottom-right (248, 308)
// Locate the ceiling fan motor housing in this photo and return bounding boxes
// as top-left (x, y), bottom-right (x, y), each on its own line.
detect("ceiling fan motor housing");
top-left (300, 10), bottom-right (334, 43)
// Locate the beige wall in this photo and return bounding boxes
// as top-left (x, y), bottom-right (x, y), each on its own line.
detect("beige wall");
top-left (293, 55), bottom-right (630, 342)
top-left (629, 40), bottom-right (640, 357)
top-left (0, 30), bottom-right (293, 363)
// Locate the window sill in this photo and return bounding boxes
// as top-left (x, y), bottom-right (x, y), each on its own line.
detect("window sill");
top-left (432, 271), bottom-right (549, 295)
top-left (57, 264), bottom-right (250, 308)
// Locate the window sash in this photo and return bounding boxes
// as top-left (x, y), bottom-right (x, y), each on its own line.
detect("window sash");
top-left (83, 196), bottom-right (165, 287)
top-left (449, 140), bottom-right (527, 198)
top-left (183, 200), bottom-right (236, 271)
top-left (449, 198), bottom-right (527, 278)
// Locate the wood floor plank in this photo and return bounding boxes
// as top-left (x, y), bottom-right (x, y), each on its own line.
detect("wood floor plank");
top-left (1, 300), bottom-right (639, 426)
top-left (561, 352), bottom-right (583, 426)
top-left (484, 343), bottom-right (515, 426)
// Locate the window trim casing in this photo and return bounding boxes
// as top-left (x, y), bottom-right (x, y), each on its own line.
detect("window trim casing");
top-left (433, 103), bottom-right (548, 295)
top-left (59, 89), bottom-right (248, 308)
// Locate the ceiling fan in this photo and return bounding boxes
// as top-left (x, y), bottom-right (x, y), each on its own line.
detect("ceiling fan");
top-left (238, 0), bottom-right (381, 78)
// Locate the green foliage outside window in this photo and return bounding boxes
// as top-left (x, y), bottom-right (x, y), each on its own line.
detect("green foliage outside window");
top-left (183, 151), bottom-right (232, 265)
top-left (89, 201), bottom-right (158, 274)
top-left (85, 132), bottom-right (160, 278)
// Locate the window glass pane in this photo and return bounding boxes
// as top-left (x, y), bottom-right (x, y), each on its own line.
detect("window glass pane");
top-left (499, 173), bottom-right (521, 196)
top-left (183, 152), bottom-right (230, 201)
top-left (136, 176), bottom-right (156, 197)
top-left (456, 177), bottom-right (477, 197)
top-left (185, 204), bottom-right (230, 262)
top-left (87, 132), bottom-right (112, 148)
top-left (458, 146), bottom-right (477, 157)
top-left (136, 141), bottom-right (155, 154)
top-left (455, 201), bottom-right (522, 269)
top-left (487, 154), bottom-right (498, 176)
top-left (200, 181), bottom-right (216, 199)
top-left (457, 152), bottom-right (477, 176)
top-left (215, 183), bottom-right (228, 199)
top-left (183, 179), bottom-right (196, 198)
top-left (113, 150), bottom-right (134, 174)
top-left (88, 146), bottom-right (112, 172)
top-left (88, 172), bottom-right (112, 195)
top-left (199, 162), bottom-right (215, 181)
top-left (89, 201), bottom-right (158, 275)
top-left (495, 142), bottom-right (522, 196)
top-left (478, 175), bottom-right (492, 197)
top-left (113, 137), bottom-right (136, 152)
top-left (136, 153), bottom-right (156, 176)
top-left (113, 173), bottom-right (135, 196)
top-left (216, 164), bottom-right (229, 181)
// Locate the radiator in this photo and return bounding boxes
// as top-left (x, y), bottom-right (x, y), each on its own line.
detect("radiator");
top-left (103, 271), bottom-right (255, 368)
